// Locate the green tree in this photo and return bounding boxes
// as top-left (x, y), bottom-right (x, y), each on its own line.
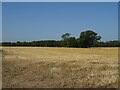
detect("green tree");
top-left (17, 41), bottom-right (21, 46)
top-left (61, 33), bottom-right (71, 40)
top-left (66, 37), bottom-right (78, 47)
top-left (79, 30), bottom-right (101, 48)
top-left (61, 33), bottom-right (71, 47)
top-left (61, 33), bottom-right (78, 47)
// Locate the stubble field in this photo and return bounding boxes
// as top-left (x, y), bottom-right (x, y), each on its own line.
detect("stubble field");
top-left (2, 47), bottom-right (118, 88)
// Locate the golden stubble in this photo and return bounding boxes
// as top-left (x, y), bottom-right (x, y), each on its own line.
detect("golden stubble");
top-left (2, 47), bottom-right (118, 88)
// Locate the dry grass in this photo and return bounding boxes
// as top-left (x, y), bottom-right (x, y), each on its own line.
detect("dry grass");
top-left (0, 47), bottom-right (2, 89)
top-left (2, 47), bottom-right (118, 88)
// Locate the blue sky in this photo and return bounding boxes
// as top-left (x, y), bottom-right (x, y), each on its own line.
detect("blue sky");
top-left (0, 2), bottom-right (2, 42)
top-left (3, 2), bottom-right (118, 42)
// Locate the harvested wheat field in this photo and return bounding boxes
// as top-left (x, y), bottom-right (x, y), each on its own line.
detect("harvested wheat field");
top-left (2, 47), bottom-right (118, 88)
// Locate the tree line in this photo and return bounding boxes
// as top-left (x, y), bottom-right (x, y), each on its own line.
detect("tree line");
top-left (1, 30), bottom-right (120, 48)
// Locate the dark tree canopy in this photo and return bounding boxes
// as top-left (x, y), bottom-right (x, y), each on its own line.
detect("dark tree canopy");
top-left (79, 30), bottom-right (101, 48)
top-left (62, 37), bottom-right (77, 47)
top-left (1, 30), bottom-right (119, 48)
top-left (61, 33), bottom-right (71, 40)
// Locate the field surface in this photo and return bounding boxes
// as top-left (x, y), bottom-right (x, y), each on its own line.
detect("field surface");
top-left (2, 47), bottom-right (118, 88)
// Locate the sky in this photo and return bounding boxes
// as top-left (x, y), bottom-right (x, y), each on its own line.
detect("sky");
top-left (2, 0), bottom-right (119, 2)
top-left (2, 2), bottom-right (118, 42)
top-left (0, 2), bottom-right (2, 42)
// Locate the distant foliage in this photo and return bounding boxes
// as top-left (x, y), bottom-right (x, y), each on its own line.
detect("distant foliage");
top-left (78, 30), bottom-right (101, 48)
top-left (2, 30), bottom-right (120, 48)
top-left (2, 40), bottom-right (62, 47)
